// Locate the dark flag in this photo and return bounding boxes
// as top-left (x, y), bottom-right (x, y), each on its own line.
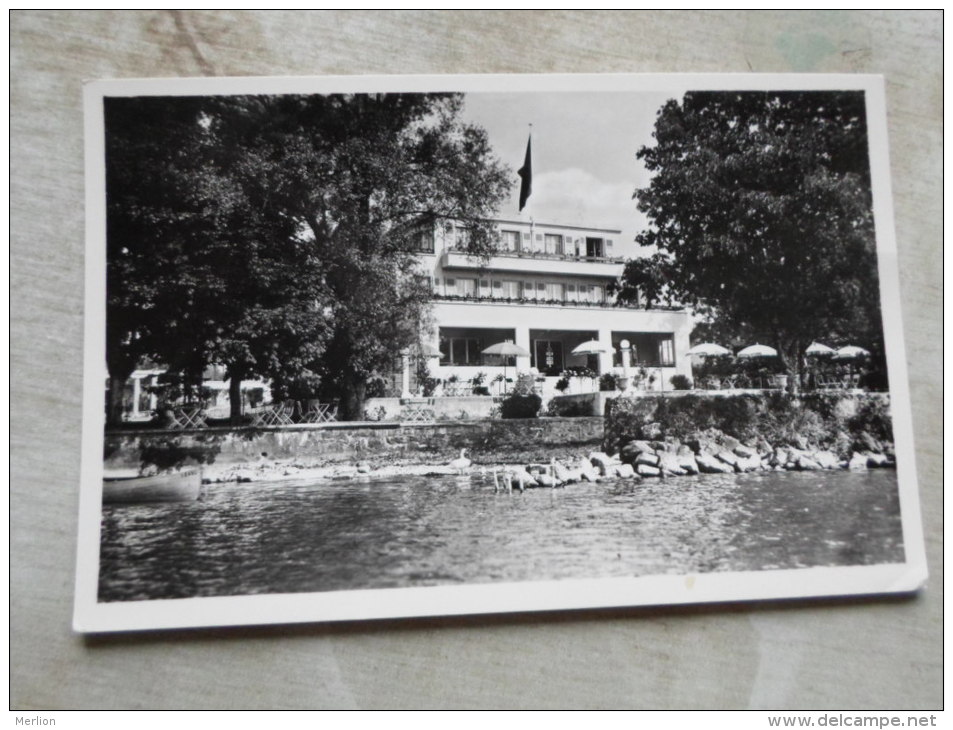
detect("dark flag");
top-left (517, 136), bottom-right (532, 212)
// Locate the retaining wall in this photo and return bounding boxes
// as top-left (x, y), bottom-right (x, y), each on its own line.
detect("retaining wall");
top-left (104, 417), bottom-right (605, 470)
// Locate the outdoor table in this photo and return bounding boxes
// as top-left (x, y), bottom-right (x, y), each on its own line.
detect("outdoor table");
top-left (298, 401), bottom-right (338, 423)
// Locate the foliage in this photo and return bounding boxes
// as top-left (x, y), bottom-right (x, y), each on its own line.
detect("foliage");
top-left (500, 392), bottom-right (542, 419)
top-left (564, 366), bottom-right (597, 379)
top-left (554, 376), bottom-right (571, 393)
top-left (670, 374), bottom-right (693, 390)
top-left (547, 398), bottom-right (594, 417)
top-left (604, 392), bottom-right (893, 458)
top-left (599, 372), bottom-right (619, 391)
top-left (472, 386), bottom-right (490, 396)
top-left (619, 91), bottom-right (885, 387)
top-left (104, 93), bottom-right (510, 423)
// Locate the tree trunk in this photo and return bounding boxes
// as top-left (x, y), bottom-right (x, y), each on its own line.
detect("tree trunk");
top-left (228, 370), bottom-right (244, 425)
top-left (338, 372), bottom-right (367, 421)
top-left (105, 374), bottom-right (130, 429)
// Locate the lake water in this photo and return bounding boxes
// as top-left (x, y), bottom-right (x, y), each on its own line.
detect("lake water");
top-left (98, 469), bottom-right (904, 602)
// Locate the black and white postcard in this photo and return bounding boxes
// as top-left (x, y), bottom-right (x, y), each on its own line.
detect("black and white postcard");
top-left (75, 73), bottom-right (926, 632)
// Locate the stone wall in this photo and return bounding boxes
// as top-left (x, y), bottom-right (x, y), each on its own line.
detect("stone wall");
top-left (104, 417), bottom-right (605, 470)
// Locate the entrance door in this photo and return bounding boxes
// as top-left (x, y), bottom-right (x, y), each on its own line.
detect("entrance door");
top-left (533, 339), bottom-right (564, 376)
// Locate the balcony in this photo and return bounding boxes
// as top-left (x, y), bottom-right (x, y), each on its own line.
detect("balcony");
top-left (429, 292), bottom-right (684, 311)
top-left (442, 247), bottom-right (625, 278)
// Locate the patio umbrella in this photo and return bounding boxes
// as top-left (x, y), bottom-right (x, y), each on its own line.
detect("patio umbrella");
top-left (686, 342), bottom-right (731, 357)
top-left (482, 341), bottom-right (530, 392)
top-left (805, 342), bottom-right (835, 356)
top-left (570, 340), bottom-right (609, 355)
top-left (737, 344), bottom-right (778, 358)
top-left (833, 345), bottom-right (870, 360)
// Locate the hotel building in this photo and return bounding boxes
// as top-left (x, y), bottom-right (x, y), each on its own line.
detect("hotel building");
top-left (412, 218), bottom-right (693, 393)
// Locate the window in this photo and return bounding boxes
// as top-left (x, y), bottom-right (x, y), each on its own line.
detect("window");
top-left (479, 279), bottom-right (490, 296)
top-left (412, 226), bottom-right (434, 253)
top-left (567, 284), bottom-right (578, 302)
top-left (492, 280), bottom-right (503, 298)
top-left (544, 234), bottom-right (563, 255)
top-left (501, 280), bottom-right (519, 298)
top-left (577, 284), bottom-right (590, 303)
top-left (413, 274), bottom-right (431, 293)
top-left (457, 278), bottom-right (477, 297)
top-left (523, 281), bottom-right (536, 300)
top-left (501, 230), bottom-right (520, 252)
top-left (444, 338), bottom-right (482, 366)
top-left (658, 337), bottom-right (675, 366)
top-left (586, 237), bottom-right (604, 258)
top-left (536, 282), bottom-right (546, 299)
top-left (545, 282), bottom-right (564, 301)
top-left (590, 284), bottom-right (606, 303)
top-left (444, 277), bottom-right (455, 294)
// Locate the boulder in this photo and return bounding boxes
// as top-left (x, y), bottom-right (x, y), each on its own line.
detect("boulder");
top-left (636, 452), bottom-right (660, 467)
top-left (589, 452), bottom-right (619, 470)
top-left (733, 444), bottom-right (757, 459)
top-left (578, 458), bottom-right (601, 482)
top-left (796, 455), bottom-right (822, 471)
top-left (676, 451), bottom-right (699, 475)
top-left (867, 453), bottom-right (891, 468)
top-left (715, 450), bottom-right (739, 468)
top-left (616, 463), bottom-right (636, 479)
top-left (814, 450), bottom-right (839, 470)
top-left (658, 452), bottom-right (687, 476)
top-left (848, 452), bottom-right (868, 470)
top-left (696, 452), bottom-right (734, 474)
top-left (772, 448), bottom-right (789, 467)
top-left (636, 463), bottom-right (661, 477)
top-left (736, 455), bottom-right (762, 472)
top-left (552, 461), bottom-right (575, 483)
top-left (718, 434), bottom-right (743, 452)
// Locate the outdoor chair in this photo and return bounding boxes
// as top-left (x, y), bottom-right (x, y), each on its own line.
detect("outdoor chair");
top-left (298, 400), bottom-right (338, 423)
top-left (168, 406), bottom-right (207, 430)
top-left (252, 400), bottom-right (295, 427)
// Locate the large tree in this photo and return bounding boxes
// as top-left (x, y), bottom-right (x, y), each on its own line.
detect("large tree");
top-left (105, 92), bottom-right (509, 423)
top-left (224, 93), bottom-right (510, 419)
top-left (615, 91), bottom-right (884, 389)
top-left (105, 96), bottom-right (331, 425)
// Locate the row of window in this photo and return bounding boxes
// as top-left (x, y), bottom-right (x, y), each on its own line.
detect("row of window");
top-left (405, 227), bottom-right (614, 258)
top-left (440, 336), bottom-right (676, 370)
top-left (500, 230), bottom-right (612, 258)
top-left (436, 277), bottom-right (608, 303)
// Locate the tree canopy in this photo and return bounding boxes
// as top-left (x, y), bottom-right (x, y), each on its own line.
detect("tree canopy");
top-left (615, 91), bottom-right (885, 385)
top-left (105, 92), bottom-right (509, 423)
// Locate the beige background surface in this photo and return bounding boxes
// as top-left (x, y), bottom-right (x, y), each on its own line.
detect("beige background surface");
top-left (10, 10), bottom-right (942, 710)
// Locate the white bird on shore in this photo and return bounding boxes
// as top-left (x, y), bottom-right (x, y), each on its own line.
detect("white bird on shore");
top-left (449, 448), bottom-right (471, 474)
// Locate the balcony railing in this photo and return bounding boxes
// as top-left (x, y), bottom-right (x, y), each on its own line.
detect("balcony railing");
top-left (429, 292), bottom-right (684, 311)
top-left (445, 245), bottom-right (624, 265)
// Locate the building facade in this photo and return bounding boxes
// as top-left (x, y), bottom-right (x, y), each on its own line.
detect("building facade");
top-left (412, 218), bottom-right (693, 393)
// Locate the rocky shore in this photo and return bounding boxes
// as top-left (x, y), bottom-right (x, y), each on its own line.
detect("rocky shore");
top-left (200, 427), bottom-right (894, 488)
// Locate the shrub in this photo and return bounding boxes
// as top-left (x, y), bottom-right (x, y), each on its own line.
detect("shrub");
top-left (599, 372), bottom-right (619, 391)
top-left (848, 398), bottom-right (894, 444)
top-left (555, 376), bottom-right (571, 393)
top-left (547, 398), bottom-right (594, 417)
top-left (670, 374), bottom-right (693, 390)
top-left (472, 386), bottom-right (490, 396)
top-left (500, 392), bottom-right (542, 419)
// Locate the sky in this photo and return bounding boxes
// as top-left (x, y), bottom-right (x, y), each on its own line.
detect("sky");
top-left (459, 90), bottom-right (686, 258)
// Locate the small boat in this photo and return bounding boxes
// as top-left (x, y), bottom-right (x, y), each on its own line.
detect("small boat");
top-left (102, 467), bottom-right (203, 504)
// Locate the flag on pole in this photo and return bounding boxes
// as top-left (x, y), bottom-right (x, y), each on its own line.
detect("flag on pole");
top-left (517, 135), bottom-right (532, 212)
